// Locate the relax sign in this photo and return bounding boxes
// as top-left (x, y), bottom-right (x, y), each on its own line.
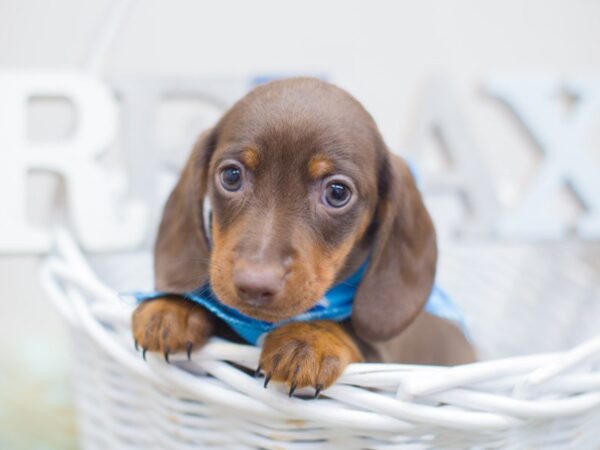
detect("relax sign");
top-left (0, 71), bottom-right (599, 254)
top-left (0, 71), bottom-right (243, 253)
top-left (0, 71), bottom-right (146, 253)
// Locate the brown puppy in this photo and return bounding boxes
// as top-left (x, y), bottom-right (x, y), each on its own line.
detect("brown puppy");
top-left (132, 78), bottom-right (475, 394)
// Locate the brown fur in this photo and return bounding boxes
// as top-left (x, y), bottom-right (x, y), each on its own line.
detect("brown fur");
top-left (308, 155), bottom-right (335, 179)
top-left (240, 147), bottom-right (260, 171)
top-left (132, 77), bottom-right (475, 393)
top-left (260, 321), bottom-right (362, 391)
top-left (132, 297), bottom-right (215, 359)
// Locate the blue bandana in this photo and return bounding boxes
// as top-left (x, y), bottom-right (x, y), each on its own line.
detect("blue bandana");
top-left (130, 261), bottom-right (467, 345)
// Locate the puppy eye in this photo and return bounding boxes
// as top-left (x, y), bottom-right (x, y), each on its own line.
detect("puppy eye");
top-left (323, 182), bottom-right (352, 208)
top-left (220, 165), bottom-right (243, 191)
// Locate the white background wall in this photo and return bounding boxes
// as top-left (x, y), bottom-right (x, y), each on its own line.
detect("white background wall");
top-left (3, 0), bottom-right (600, 145)
top-left (1, 1), bottom-right (600, 447)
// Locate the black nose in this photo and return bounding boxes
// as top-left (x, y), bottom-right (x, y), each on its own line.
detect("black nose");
top-left (233, 263), bottom-right (285, 306)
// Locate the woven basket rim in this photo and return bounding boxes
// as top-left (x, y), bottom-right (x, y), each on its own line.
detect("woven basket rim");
top-left (40, 229), bottom-right (600, 435)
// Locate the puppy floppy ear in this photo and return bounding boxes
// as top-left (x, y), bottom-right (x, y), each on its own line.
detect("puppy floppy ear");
top-left (352, 154), bottom-right (437, 342)
top-left (154, 128), bottom-right (218, 292)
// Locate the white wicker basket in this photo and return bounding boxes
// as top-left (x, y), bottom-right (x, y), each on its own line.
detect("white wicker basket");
top-left (41, 230), bottom-right (600, 449)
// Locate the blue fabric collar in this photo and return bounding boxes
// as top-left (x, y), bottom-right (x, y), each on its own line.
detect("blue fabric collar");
top-left (131, 260), bottom-right (467, 345)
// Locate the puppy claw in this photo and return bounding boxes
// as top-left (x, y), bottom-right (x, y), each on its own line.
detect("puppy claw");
top-left (186, 341), bottom-right (193, 361)
top-left (259, 322), bottom-right (362, 398)
top-left (314, 384), bottom-right (322, 399)
top-left (264, 373), bottom-right (272, 388)
top-left (288, 383), bottom-right (297, 398)
top-left (254, 364), bottom-right (262, 378)
top-left (134, 340), bottom-right (139, 351)
top-left (142, 348), bottom-right (147, 361)
top-left (132, 297), bottom-right (214, 360)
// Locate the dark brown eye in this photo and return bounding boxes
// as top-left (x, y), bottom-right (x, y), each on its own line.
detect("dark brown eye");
top-left (220, 165), bottom-right (243, 191)
top-left (324, 182), bottom-right (351, 208)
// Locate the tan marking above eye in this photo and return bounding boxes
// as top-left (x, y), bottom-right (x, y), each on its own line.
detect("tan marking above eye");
top-left (308, 155), bottom-right (335, 179)
top-left (240, 147), bottom-right (260, 171)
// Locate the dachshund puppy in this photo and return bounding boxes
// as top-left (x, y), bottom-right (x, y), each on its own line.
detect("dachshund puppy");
top-left (132, 78), bottom-right (475, 395)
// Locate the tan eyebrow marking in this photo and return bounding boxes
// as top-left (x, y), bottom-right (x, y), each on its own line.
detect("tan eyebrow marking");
top-left (308, 155), bottom-right (335, 179)
top-left (240, 147), bottom-right (260, 171)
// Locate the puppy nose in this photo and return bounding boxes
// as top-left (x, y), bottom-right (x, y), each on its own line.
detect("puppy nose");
top-left (233, 264), bottom-right (285, 306)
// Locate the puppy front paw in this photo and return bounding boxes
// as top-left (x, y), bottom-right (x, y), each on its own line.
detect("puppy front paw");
top-left (132, 297), bottom-right (214, 362)
top-left (258, 321), bottom-right (362, 397)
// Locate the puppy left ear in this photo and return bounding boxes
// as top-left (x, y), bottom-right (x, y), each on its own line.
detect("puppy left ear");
top-left (352, 154), bottom-right (437, 342)
top-left (154, 128), bottom-right (218, 292)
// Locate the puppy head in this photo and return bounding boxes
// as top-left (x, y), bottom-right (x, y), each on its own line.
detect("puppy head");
top-left (155, 78), bottom-right (436, 339)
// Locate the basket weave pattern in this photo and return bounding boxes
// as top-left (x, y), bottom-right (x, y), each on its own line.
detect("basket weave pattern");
top-left (42, 232), bottom-right (600, 449)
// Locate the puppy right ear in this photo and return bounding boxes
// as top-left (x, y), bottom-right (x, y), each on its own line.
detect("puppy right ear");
top-left (154, 128), bottom-right (218, 292)
top-left (352, 154), bottom-right (437, 342)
